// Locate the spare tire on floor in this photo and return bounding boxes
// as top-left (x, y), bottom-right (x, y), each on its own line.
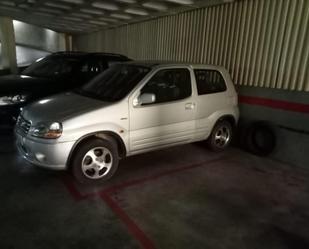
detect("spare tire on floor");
top-left (244, 121), bottom-right (276, 156)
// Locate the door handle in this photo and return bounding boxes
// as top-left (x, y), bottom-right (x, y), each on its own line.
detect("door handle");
top-left (185, 103), bottom-right (195, 110)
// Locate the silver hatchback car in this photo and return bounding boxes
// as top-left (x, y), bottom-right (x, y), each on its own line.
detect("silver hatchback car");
top-left (16, 61), bottom-right (239, 184)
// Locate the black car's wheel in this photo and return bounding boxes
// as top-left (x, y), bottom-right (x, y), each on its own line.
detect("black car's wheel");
top-left (71, 138), bottom-right (119, 184)
top-left (207, 120), bottom-right (233, 152)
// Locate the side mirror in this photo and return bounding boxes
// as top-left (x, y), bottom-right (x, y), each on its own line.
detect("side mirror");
top-left (138, 93), bottom-right (156, 105)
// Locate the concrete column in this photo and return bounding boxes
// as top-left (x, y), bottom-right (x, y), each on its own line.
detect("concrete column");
top-left (0, 17), bottom-right (17, 74)
top-left (65, 34), bottom-right (72, 51)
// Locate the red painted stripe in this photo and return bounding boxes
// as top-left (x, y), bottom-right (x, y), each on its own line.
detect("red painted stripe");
top-left (61, 176), bottom-right (101, 201)
top-left (62, 158), bottom-right (226, 200)
top-left (101, 192), bottom-right (156, 249)
top-left (239, 95), bottom-right (309, 114)
top-left (62, 157), bottom-right (228, 249)
top-left (102, 157), bottom-right (227, 195)
top-left (61, 175), bottom-right (86, 201)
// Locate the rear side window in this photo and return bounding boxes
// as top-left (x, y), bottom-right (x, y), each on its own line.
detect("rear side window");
top-left (81, 56), bottom-right (128, 74)
top-left (105, 56), bottom-right (130, 67)
top-left (141, 68), bottom-right (192, 104)
top-left (81, 58), bottom-right (107, 73)
top-left (194, 70), bottom-right (227, 95)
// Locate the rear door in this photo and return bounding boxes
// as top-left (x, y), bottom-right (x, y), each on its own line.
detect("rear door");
top-left (194, 68), bottom-right (228, 140)
top-left (129, 67), bottom-right (197, 153)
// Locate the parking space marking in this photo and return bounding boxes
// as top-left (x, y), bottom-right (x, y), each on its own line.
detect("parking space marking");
top-left (101, 192), bottom-right (156, 249)
top-left (62, 156), bottom-right (228, 249)
top-left (61, 174), bottom-right (97, 201)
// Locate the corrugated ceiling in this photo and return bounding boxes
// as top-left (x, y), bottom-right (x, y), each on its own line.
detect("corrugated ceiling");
top-left (74, 0), bottom-right (309, 91)
top-left (0, 0), bottom-right (232, 34)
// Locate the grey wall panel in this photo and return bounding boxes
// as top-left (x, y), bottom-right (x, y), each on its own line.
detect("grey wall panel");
top-left (14, 20), bottom-right (65, 52)
top-left (73, 0), bottom-right (309, 92)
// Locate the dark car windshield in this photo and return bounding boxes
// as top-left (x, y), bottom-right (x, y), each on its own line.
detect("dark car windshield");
top-left (77, 64), bottom-right (150, 102)
top-left (22, 56), bottom-right (81, 77)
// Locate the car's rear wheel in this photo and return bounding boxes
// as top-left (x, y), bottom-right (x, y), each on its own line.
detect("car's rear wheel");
top-left (71, 138), bottom-right (119, 184)
top-left (207, 120), bottom-right (233, 152)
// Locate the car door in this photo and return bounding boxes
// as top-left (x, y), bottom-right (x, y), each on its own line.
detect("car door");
top-left (129, 67), bottom-right (196, 154)
top-left (194, 68), bottom-right (229, 140)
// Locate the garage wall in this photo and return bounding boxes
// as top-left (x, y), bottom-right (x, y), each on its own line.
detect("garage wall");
top-left (74, 0), bottom-right (309, 92)
top-left (73, 0), bottom-right (309, 168)
top-left (0, 20), bottom-right (66, 52)
top-left (0, 20), bottom-right (66, 70)
top-left (13, 20), bottom-right (66, 52)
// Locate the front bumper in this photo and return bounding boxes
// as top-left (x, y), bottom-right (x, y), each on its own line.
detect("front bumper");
top-left (16, 132), bottom-right (75, 170)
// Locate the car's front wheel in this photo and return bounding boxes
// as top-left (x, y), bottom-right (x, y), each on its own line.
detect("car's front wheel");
top-left (207, 120), bottom-right (233, 152)
top-left (71, 138), bottom-right (119, 184)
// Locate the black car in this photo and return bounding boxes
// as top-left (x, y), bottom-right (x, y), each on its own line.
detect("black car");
top-left (0, 52), bottom-right (130, 128)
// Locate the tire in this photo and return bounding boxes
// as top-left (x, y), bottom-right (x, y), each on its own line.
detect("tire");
top-left (71, 138), bottom-right (119, 184)
top-left (207, 120), bottom-right (233, 152)
top-left (245, 122), bottom-right (276, 156)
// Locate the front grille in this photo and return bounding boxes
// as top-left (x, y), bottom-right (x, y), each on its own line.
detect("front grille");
top-left (16, 115), bottom-right (31, 134)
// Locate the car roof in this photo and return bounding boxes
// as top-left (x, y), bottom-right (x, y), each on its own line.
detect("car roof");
top-left (123, 60), bottom-right (226, 70)
top-left (50, 51), bottom-right (129, 59)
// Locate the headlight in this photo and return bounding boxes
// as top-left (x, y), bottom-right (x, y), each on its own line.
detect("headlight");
top-left (30, 122), bottom-right (63, 139)
top-left (0, 94), bottom-right (27, 106)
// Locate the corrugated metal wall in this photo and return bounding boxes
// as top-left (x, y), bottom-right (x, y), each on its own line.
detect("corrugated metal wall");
top-left (74, 0), bottom-right (309, 92)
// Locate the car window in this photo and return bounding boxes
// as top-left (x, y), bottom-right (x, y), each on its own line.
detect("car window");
top-left (194, 69), bottom-right (227, 95)
top-left (81, 59), bottom-right (107, 73)
top-left (22, 56), bottom-right (81, 77)
top-left (80, 56), bottom-right (128, 74)
top-left (107, 61), bottom-right (123, 67)
top-left (78, 64), bottom-right (150, 102)
top-left (141, 68), bottom-right (192, 105)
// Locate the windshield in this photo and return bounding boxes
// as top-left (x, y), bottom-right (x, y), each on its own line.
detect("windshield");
top-left (77, 64), bottom-right (150, 102)
top-left (22, 56), bottom-right (81, 77)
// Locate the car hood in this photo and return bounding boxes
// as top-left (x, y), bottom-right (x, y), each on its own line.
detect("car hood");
top-left (0, 75), bottom-right (52, 95)
top-left (22, 92), bottom-right (110, 124)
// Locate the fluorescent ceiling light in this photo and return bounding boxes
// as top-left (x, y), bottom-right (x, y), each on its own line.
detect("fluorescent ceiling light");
top-left (125, 8), bottom-right (149, 16)
top-left (99, 17), bottom-right (119, 23)
top-left (110, 13), bottom-right (132, 20)
top-left (80, 8), bottom-right (103, 15)
top-left (64, 26), bottom-right (83, 30)
top-left (45, 2), bottom-right (71, 10)
top-left (116, 0), bottom-right (136, 3)
top-left (0, 1), bottom-right (15, 6)
top-left (19, 4), bottom-right (30, 8)
top-left (52, 23), bottom-right (66, 27)
top-left (60, 0), bottom-right (84, 4)
top-left (71, 13), bottom-right (92, 18)
top-left (165, 0), bottom-right (194, 4)
top-left (65, 28), bottom-right (83, 31)
top-left (54, 20), bottom-right (74, 25)
top-left (92, 2), bottom-right (119, 11)
top-left (89, 20), bottom-right (108, 25)
top-left (34, 12), bottom-right (54, 17)
top-left (0, 6), bottom-right (19, 12)
top-left (62, 16), bottom-right (83, 21)
top-left (76, 23), bottom-right (97, 28)
top-left (142, 2), bottom-right (168, 11)
top-left (37, 7), bottom-right (63, 14)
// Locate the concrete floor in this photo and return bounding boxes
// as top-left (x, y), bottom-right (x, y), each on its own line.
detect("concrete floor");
top-left (1, 133), bottom-right (309, 249)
